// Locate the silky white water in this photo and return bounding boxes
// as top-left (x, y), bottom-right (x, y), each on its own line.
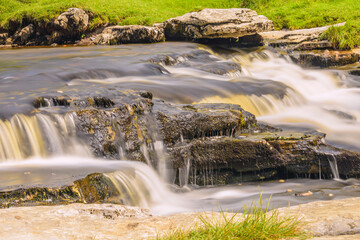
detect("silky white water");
top-left (196, 48), bottom-right (360, 150)
top-left (0, 43), bottom-right (360, 215)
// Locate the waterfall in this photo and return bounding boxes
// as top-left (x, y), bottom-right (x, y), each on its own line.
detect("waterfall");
top-left (328, 154), bottom-right (340, 180)
top-left (103, 161), bottom-right (182, 210)
top-left (0, 113), bottom-right (91, 162)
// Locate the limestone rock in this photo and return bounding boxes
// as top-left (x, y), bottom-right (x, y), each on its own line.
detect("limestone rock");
top-left (294, 40), bottom-right (333, 51)
top-left (163, 8), bottom-right (274, 44)
top-left (53, 8), bottom-right (89, 42)
top-left (12, 24), bottom-right (35, 45)
top-left (298, 50), bottom-right (360, 68)
top-left (261, 22), bottom-right (345, 48)
top-left (96, 25), bottom-right (165, 45)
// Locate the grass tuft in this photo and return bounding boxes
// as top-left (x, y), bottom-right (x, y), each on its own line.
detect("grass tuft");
top-left (320, 20), bottom-right (360, 50)
top-left (159, 195), bottom-right (308, 240)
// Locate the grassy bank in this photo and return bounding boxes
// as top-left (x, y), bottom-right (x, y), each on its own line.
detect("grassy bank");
top-left (0, 0), bottom-right (359, 49)
top-left (159, 197), bottom-right (307, 240)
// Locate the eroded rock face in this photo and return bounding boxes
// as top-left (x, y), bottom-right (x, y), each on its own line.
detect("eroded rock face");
top-left (96, 25), bottom-right (165, 45)
top-left (53, 8), bottom-right (89, 42)
top-left (164, 8), bottom-right (274, 46)
top-left (31, 91), bottom-right (360, 184)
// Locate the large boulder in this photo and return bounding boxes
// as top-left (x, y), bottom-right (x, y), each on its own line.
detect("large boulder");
top-left (96, 25), bottom-right (165, 45)
top-left (163, 8), bottom-right (274, 46)
top-left (52, 8), bottom-right (89, 42)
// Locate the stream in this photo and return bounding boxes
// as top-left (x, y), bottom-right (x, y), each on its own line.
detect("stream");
top-left (1, 42), bottom-right (360, 215)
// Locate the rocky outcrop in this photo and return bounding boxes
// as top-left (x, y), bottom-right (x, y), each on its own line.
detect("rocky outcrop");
top-left (260, 22), bottom-right (345, 49)
top-left (12, 24), bottom-right (35, 45)
top-left (0, 33), bottom-right (9, 45)
top-left (52, 8), bottom-right (89, 42)
top-left (95, 25), bottom-right (165, 45)
top-left (0, 8), bottom-right (89, 46)
top-left (31, 90), bottom-right (360, 184)
top-left (163, 8), bottom-right (274, 46)
top-left (260, 22), bottom-right (360, 68)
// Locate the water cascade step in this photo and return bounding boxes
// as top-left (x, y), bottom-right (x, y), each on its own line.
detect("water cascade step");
top-left (0, 113), bottom-right (91, 162)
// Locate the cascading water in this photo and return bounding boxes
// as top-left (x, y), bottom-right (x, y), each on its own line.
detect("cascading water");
top-left (1, 43), bottom-right (360, 215)
top-left (328, 154), bottom-right (340, 180)
top-left (0, 113), bottom-right (91, 162)
top-left (196, 48), bottom-right (360, 150)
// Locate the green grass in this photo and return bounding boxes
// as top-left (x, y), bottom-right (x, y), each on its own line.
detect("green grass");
top-left (320, 20), bottom-right (360, 50)
top-left (0, 0), bottom-right (359, 49)
top-left (240, 0), bottom-right (360, 50)
top-left (159, 196), bottom-right (307, 240)
top-left (0, 0), bottom-right (242, 31)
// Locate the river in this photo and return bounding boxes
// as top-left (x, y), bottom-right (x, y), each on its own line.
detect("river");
top-left (0, 42), bottom-right (359, 215)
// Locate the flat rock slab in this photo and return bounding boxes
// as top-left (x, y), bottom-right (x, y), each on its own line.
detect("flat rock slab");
top-left (261, 22), bottom-right (345, 46)
top-left (277, 197), bottom-right (360, 237)
top-left (164, 8), bottom-right (274, 41)
top-left (1, 198), bottom-right (360, 239)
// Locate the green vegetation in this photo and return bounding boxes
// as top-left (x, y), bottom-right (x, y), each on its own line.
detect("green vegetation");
top-left (159, 196), bottom-right (307, 240)
top-left (0, 0), bottom-right (359, 49)
top-left (0, 0), bottom-right (242, 30)
top-left (320, 20), bottom-right (360, 50)
top-left (242, 0), bottom-right (360, 50)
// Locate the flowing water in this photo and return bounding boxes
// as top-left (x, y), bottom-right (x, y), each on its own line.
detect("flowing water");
top-left (1, 42), bottom-right (360, 215)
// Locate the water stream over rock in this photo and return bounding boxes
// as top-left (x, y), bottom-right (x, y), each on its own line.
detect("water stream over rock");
top-left (0, 42), bottom-right (360, 215)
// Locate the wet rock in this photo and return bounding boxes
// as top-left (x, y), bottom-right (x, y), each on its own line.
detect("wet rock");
top-left (32, 90), bottom-right (360, 183)
top-left (0, 172), bottom-right (144, 208)
top-left (52, 8), bottom-right (89, 43)
top-left (12, 24), bottom-right (35, 45)
top-left (149, 50), bottom-right (242, 75)
top-left (349, 69), bottom-right (360, 76)
top-left (0, 185), bottom-right (81, 208)
top-left (155, 103), bottom-right (256, 145)
top-left (298, 50), bottom-right (360, 68)
top-left (164, 8), bottom-right (273, 46)
top-left (95, 25), bottom-right (165, 45)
